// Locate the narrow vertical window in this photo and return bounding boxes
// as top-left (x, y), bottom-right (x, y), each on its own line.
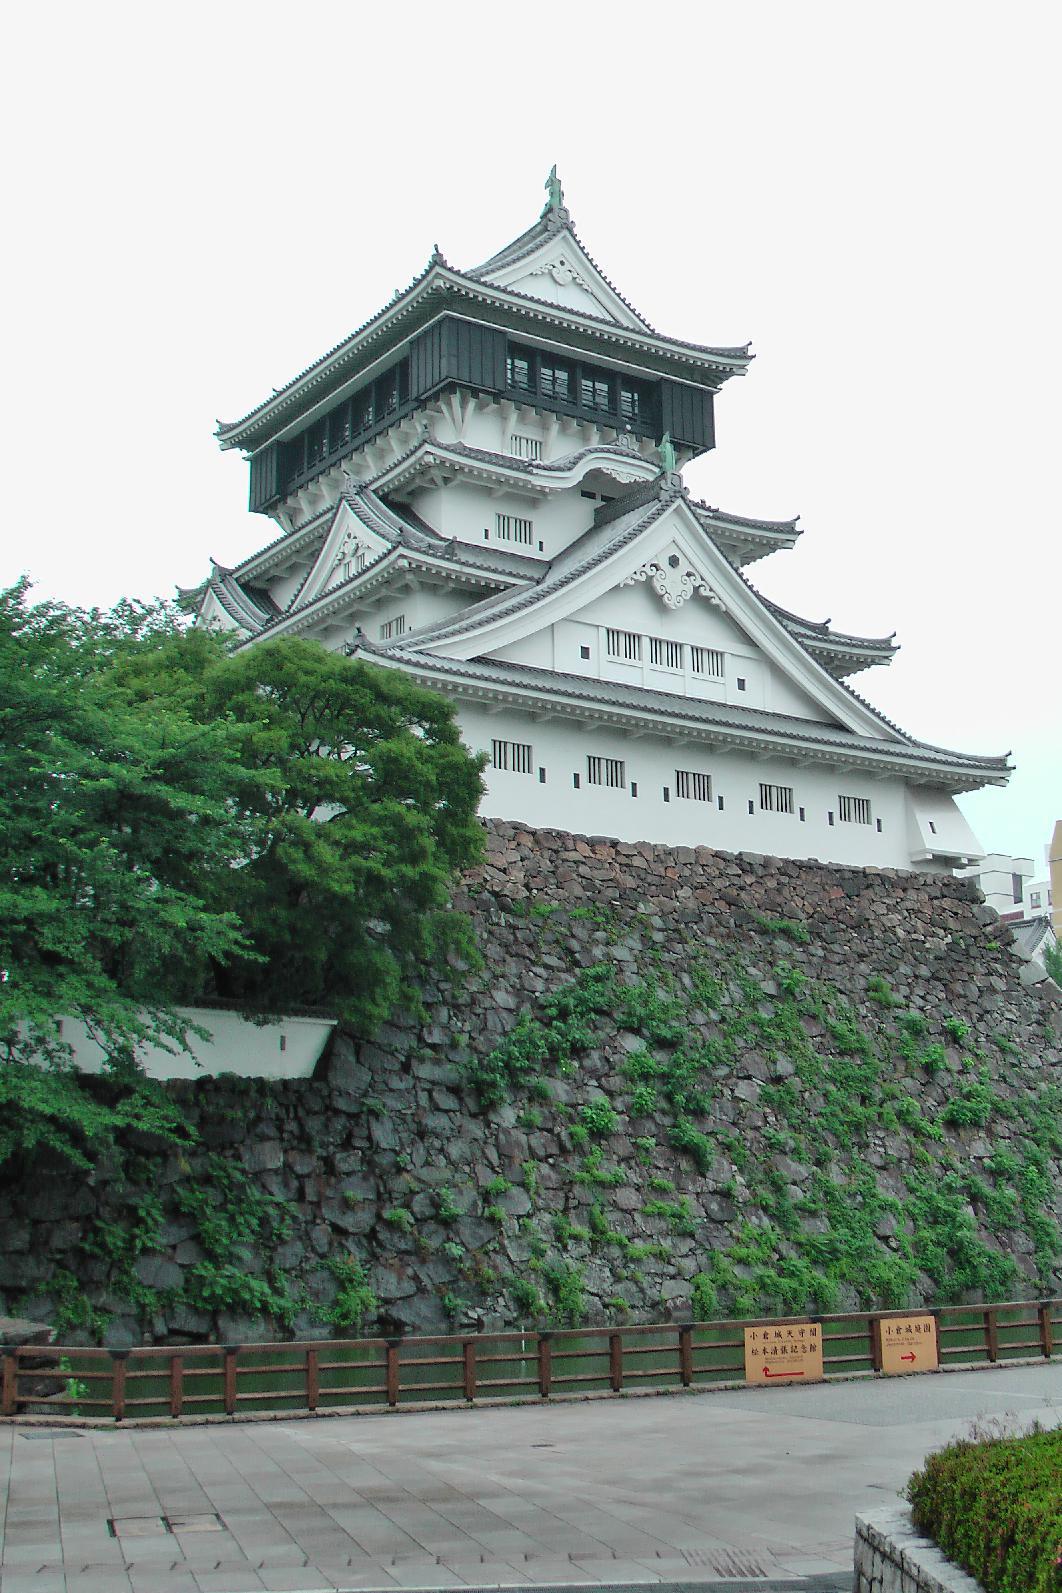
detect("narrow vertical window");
top-left (491, 740), bottom-right (534, 774)
top-left (759, 783), bottom-right (794, 815)
top-left (690, 646), bottom-right (725, 679)
top-left (675, 770), bottom-right (712, 802)
top-left (649, 637), bottom-right (683, 670)
top-left (838, 794), bottom-right (872, 825)
top-left (605, 628), bottom-right (642, 662)
top-left (509, 433), bottom-right (542, 461)
top-left (495, 513), bottom-right (534, 545)
top-left (586, 755), bottom-right (626, 789)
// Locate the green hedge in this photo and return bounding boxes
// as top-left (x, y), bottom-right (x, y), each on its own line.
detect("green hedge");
top-left (907, 1426), bottom-right (1062, 1592)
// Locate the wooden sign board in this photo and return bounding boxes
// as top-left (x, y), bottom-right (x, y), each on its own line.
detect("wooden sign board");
top-left (744, 1323), bottom-right (824, 1385)
top-left (880, 1315), bottom-right (938, 1375)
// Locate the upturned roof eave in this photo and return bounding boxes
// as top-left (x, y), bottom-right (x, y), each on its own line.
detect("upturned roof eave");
top-left (216, 266), bottom-right (752, 453)
top-left (348, 645), bottom-right (1012, 792)
top-left (236, 546), bottom-right (532, 649)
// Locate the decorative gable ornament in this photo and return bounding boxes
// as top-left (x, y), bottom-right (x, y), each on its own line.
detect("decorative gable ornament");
top-left (530, 258), bottom-right (594, 292)
top-left (622, 552), bottom-right (725, 611)
top-left (203, 174), bottom-right (1010, 872)
top-left (332, 528), bottom-right (364, 576)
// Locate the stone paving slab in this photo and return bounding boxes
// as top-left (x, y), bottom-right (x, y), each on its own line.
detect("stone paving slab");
top-left (3, 1361), bottom-right (1062, 1591)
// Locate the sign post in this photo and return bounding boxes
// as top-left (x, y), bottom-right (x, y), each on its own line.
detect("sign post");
top-left (743, 1322), bottom-right (824, 1385)
top-left (879, 1315), bottom-right (938, 1375)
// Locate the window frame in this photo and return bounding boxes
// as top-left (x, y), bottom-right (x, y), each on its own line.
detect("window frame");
top-left (586, 754), bottom-right (626, 790)
top-left (759, 782), bottom-right (795, 815)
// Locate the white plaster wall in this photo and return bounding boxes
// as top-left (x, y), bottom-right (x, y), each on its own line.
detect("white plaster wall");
top-left (32, 1010), bottom-right (337, 1081)
top-left (491, 630), bottom-right (554, 669)
top-left (406, 480), bottom-right (595, 560)
top-left (492, 584), bottom-right (818, 722)
top-left (268, 565), bottom-right (314, 610)
top-left (459, 701), bottom-right (921, 868)
top-left (765, 669), bottom-right (828, 719)
top-left (905, 790), bottom-right (985, 865)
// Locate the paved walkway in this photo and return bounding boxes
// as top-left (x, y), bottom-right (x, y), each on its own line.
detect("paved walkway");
top-left (2, 1361), bottom-right (1061, 1593)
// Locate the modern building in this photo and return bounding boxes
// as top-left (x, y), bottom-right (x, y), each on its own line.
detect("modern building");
top-left (959, 854), bottom-right (1035, 920)
top-left (1024, 875), bottom-right (1054, 920)
top-left (188, 175), bottom-right (1010, 871)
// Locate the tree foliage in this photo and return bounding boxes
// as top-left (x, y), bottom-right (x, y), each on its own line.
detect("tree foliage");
top-left (0, 580), bottom-right (485, 1167)
top-left (1043, 937), bottom-right (1062, 989)
top-left (111, 627), bottom-right (487, 1028)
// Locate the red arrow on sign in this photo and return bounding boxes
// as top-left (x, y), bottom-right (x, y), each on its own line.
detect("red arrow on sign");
top-left (901, 1353), bottom-right (916, 1364)
top-left (764, 1366), bottom-right (804, 1378)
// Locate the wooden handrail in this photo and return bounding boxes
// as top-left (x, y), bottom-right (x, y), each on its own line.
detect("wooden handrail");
top-left (3, 1297), bottom-right (1058, 1425)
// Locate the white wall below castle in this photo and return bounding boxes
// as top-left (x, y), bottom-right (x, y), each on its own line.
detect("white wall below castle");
top-left (28, 1010), bottom-right (337, 1080)
top-left (458, 703), bottom-right (979, 870)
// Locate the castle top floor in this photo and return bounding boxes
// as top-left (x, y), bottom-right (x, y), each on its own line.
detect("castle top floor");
top-left (217, 176), bottom-right (751, 520)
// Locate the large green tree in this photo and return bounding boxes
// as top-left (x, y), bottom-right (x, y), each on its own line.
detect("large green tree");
top-left (0, 582), bottom-right (485, 1166)
top-left (111, 630), bottom-right (487, 1028)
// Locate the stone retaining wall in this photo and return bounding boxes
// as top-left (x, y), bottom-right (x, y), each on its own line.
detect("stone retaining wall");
top-left (855, 1507), bottom-right (983, 1592)
top-left (1, 821), bottom-right (1060, 1345)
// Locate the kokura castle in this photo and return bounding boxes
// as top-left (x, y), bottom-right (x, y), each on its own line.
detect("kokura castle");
top-left (192, 173), bottom-right (1008, 872)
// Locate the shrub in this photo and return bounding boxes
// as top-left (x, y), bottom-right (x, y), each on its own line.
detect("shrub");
top-left (752, 913), bottom-right (810, 944)
top-left (540, 1260), bottom-right (587, 1326)
top-left (580, 1099), bottom-right (619, 1137)
top-left (630, 1083), bottom-right (658, 1116)
top-left (867, 974), bottom-right (901, 1006)
top-left (669, 1116), bottom-right (714, 1174)
top-left (509, 1277), bottom-right (545, 1318)
top-left (690, 1273), bottom-right (719, 1320)
top-left (322, 1256), bottom-right (377, 1333)
top-left (907, 1425), bottom-right (1062, 1593)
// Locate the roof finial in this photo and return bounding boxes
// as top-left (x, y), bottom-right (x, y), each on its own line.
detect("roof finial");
top-left (541, 163), bottom-right (564, 219)
top-left (429, 242), bottom-right (447, 267)
top-left (657, 433), bottom-right (677, 475)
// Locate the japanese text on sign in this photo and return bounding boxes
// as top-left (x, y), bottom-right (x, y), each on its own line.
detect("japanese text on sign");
top-left (743, 1323), bottom-right (824, 1385)
top-left (879, 1315), bottom-right (938, 1375)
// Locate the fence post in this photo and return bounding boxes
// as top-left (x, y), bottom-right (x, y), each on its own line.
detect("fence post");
top-left (609, 1333), bottom-right (623, 1393)
top-left (1039, 1302), bottom-right (1053, 1360)
top-left (223, 1347), bottom-right (239, 1415)
top-left (984, 1308), bottom-right (999, 1365)
top-left (463, 1340), bottom-right (477, 1402)
top-left (386, 1339), bottom-right (401, 1408)
top-left (870, 1317), bottom-right (883, 1374)
top-left (306, 1348), bottom-right (319, 1412)
top-left (169, 1355), bottom-right (183, 1419)
top-left (2, 1350), bottom-right (17, 1417)
top-left (537, 1332), bottom-right (552, 1398)
top-left (111, 1351), bottom-right (128, 1422)
top-left (678, 1325), bottom-right (693, 1387)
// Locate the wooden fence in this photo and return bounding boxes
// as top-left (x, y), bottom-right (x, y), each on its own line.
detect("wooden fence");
top-left (4, 1298), bottom-right (1059, 1424)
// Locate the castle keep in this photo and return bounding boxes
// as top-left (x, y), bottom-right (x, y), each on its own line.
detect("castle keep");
top-left (190, 174), bottom-right (1007, 871)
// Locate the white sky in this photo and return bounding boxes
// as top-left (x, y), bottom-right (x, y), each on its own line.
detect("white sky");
top-left (3, 1), bottom-right (1058, 865)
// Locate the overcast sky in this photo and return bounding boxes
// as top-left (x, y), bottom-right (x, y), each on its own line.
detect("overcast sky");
top-left (4, 2), bottom-right (1058, 866)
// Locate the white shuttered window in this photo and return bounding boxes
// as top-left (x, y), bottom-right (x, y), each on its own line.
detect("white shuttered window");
top-left (675, 769), bottom-right (712, 802)
top-left (690, 646), bottom-right (725, 678)
top-left (649, 637), bottom-right (683, 670)
top-left (492, 739), bottom-right (533, 774)
top-left (759, 782), bottom-right (794, 814)
top-left (605, 628), bottom-right (642, 662)
top-left (838, 794), bottom-right (872, 824)
top-left (587, 755), bottom-right (626, 789)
